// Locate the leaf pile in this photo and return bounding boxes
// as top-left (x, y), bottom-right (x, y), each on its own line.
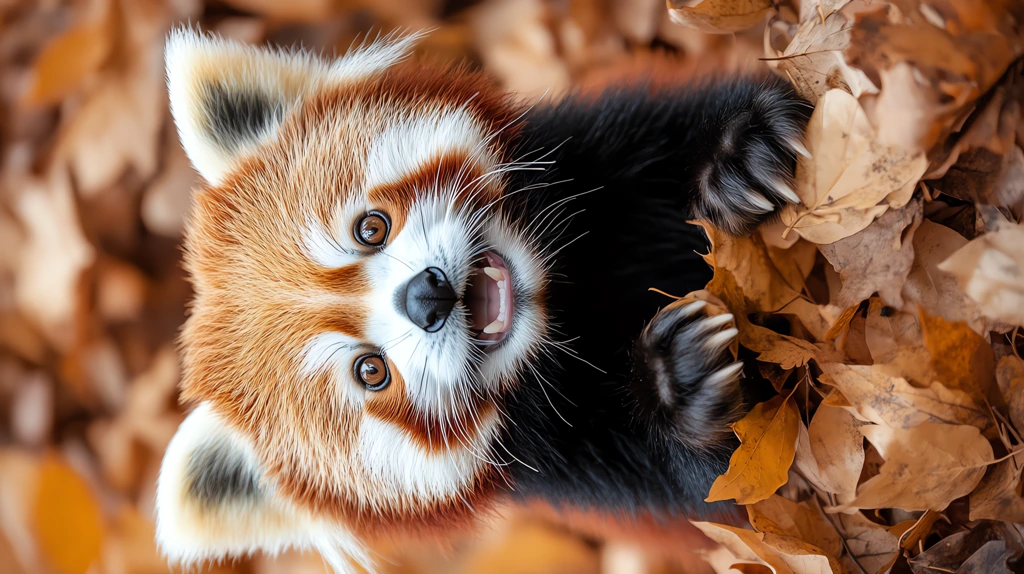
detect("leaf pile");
top-left (679, 1), bottom-right (1024, 572)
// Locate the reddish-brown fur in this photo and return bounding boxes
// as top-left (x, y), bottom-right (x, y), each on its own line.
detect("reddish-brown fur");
top-left (180, 61), bottom-right (522, 540)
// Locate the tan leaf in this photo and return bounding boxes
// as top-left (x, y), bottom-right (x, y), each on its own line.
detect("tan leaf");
top-left (707, 396), bottom-right (800, 504)
top-left (863, 298), bottom-right (922, 364)
top-left (33, 455), bottom-right (105, 574)
top-left (902, 221), bottom-right (1003, 334)
top-left (693, 521), bottom-right (838, 574)
top-left (995, 355), bottom-right (1024, 434)
top-left (666, 0), bottom-right (773, 34)
top-left (919, 311), bottom-right (998, 407)
top-left (819, 362), bottom-right (990, 430)
top-left (13, 173), bottom-right (95, 350)
top-left (818, 198), bottom-right (923, 309)
top-left (797, 405), bottom-right (863, 497)
top-left (747, 496), bottom-right (843, 560)
top-left (769, 8), bottom-right (876, 102)
top-left (23, 0), bottom-right (114, 104)
top-left (781, 89), bottom-right (928, 244)
top-left (832, 512), bottom-right (898, 574)
top-left (831, 422), bottom-right (994, 512)
top-left (937, 222), bottom-right (1024, 328)
top-left (968, 454), bottom-right (1024, 523)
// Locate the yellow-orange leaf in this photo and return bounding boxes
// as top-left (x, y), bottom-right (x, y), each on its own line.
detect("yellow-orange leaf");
top-left (24, 1), bottom-right (114, 105)
top-left (33, 455), bottom-right (105, 574)
top-left (706, 395), bottom-right (800, 504)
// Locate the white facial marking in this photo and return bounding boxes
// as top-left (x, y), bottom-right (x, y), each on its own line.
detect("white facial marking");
top-left (358, 408), bottom-right (500, 501)
top-left (364, 109), bottom-right (490, 191)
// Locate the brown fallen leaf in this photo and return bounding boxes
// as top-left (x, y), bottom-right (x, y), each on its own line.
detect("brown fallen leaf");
top-left (781, 89), bottom-right (928, 244)
top-left (938, 222), bottom-right (1024, 328)
top-left (862, 298), bottom-right (922, 364)
top-left (767, 7), bottom-right (877, 102)
top-left (818, 198), bottom-right (923, 309)
top-left (818, 362), bottom-right (990, 430)
top-left (747, 496), bottom-right (843, 560)
top-left (666, 0), bottom-right (773, 34)
top-left (968, 454), bottom-right (1024, 524)
top-left (23, 0), bottom-right (114, 105)
top-left (33, 454), bottom-right (105, 574)
top-left (890, 509), bottom-right (945, 553)
top-left (692, 521), bottom-right (836, 574)
top-left (832, 511), bottom-right (899, 574)
top-left (793, 405), bottom-right (863, 497)
top-left (831, 422), bottom-right (994, 512)
top-left (919, 311), bottom-right (999, 409)
top-left (995, 355), bottom-right (1024, 435)
top-left (908, 522), bottom-right (1022, 574)
top-left (12, 172), bottom-right (95, 350)
top-left (707, 395), bottom-right (800, 505)
top-left (902, 221), bottom-right (1000, 335)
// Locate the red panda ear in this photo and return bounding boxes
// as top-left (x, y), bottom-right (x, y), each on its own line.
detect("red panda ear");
top-left (155, 403), bottom-right (370, 571)
top-left (164, 26), bottom-right (423, 185)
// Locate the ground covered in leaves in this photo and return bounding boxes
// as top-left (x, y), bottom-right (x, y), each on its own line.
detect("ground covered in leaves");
top-left (0, 0), bottom-right (1022, 573)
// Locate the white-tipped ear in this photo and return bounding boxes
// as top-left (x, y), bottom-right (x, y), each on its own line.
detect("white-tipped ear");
top-left (165, 27), bottom-right (423, 184)
top-left (155, 403), bottom-right (370, 572)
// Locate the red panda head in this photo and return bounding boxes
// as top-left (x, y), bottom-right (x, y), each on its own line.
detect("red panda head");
top-left (156, 28), bottom-right (550, 571)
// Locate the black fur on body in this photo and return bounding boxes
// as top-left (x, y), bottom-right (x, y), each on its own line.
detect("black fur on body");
top-left (496, 77), bottom-right (810, 518)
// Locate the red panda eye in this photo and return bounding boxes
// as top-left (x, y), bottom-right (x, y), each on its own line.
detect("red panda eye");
top-left (354, 354), bottom-right (390, 390)
top-left (355, 212), bottom-right (390, 247)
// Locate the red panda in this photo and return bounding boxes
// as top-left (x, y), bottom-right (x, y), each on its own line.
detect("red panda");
top-left (156, 27), bottom-right (810, 573)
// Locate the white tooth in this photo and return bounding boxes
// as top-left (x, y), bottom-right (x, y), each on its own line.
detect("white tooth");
top-left (706, 327), bottom-right (739, 350)
top-left (788, 138), bottom-right (812, 159)
top-left (706, 362), bottom-right (744, 386)
top-left (748, 192), bottom-right (774, 212)
top-left (484, 267), bottom-right (503, 281)
top-left (772, 180), bottom-right (800, 204)
top-left (484, 319), bottom-right (505, 334)
top-left (498, 283), bottom-right (507, 320)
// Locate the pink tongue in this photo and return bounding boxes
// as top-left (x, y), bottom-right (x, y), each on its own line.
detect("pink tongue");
top-left (465, 252), bottom-right (513, 341)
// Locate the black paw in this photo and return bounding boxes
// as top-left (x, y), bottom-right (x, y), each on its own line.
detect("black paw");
top-left (630, 299), bottom-right (745, 448)
top-left (691, 80), bottom-right (811, 236)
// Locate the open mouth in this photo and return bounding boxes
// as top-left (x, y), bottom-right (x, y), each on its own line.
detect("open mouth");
top-left (465, 251), bottom-right (514, 346)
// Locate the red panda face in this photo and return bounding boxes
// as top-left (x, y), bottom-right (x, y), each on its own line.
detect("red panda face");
top-left (156, 29), bottom-right (549, 571)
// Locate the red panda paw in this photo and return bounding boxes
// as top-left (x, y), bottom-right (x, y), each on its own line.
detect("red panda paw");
top-left (629, 299), bottom-right (746, 449)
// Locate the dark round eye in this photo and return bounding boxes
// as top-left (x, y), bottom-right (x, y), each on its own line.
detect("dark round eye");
top-left (354, 354), bottom-right (390, 390)
top-left (354, 212), bottom-right (390, 247)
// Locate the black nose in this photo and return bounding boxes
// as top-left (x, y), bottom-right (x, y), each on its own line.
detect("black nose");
top-left (397, 267), bottom-right (457, 332)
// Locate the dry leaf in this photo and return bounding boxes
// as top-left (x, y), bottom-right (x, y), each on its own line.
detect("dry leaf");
top-left (768, 8), bottom-right (877, 102)
top-left (692, 521), bottom-right (836, 574)
top-left (919, 312), bottom-right (998, 407)
top-left (819, 362), bottom-right (990, 430)
top-left (707, 396), bottom-right (800, 504)
top-left (13, 173), bottom-right (95, 350)
top-left (818, 198), bottom-right (923, 308)
top-left (781, 89), bottom-right (928, 244)
top-left (996, 356), bottom-right (1024, 434)
top-left (831, 422), bottom-right (993, 512)
top-left (794, 405), bottom-right (863, 497)
top-left (747, 496), bottom-right (843, 560)
top-left (23, 0), bottom-right (114, 105)
top-left (832, 511), bottom-right (898, 574)
top-left (666, 0), bottom-right (773, 34)
top-left (968, 455), bottom-right (1024, 523)
top-left (908, 522), bottom-right (1022, 574)
top-left (902, 221), bottom-right (998, 334)
top-left (33, 454), bottom-right (105, 574)
top-left (938, 222), bottom-right (1024, 328)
